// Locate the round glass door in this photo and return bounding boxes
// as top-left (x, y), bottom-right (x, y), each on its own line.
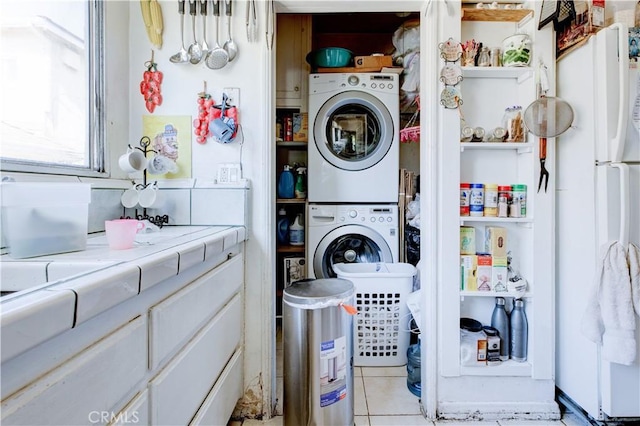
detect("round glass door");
top-left (314, 91), bottom-right (394, 171)
top-left (313, 225), bottom-right (393, 278)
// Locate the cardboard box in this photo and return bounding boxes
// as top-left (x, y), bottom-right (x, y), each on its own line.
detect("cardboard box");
top-left (485, 226), bottom-right (507, 257)
top-left (460, 226), bottom-right (476, 255)
top-left (354, 55), bottom-right (393, 69)
top-left (476, 254), bottom-right (492, 291)
top-left (283, 257), bottom-right (306, 288)
top-left (461, 255), bottom-right (478, 291)
top-left (292, 113), bottom-right (308, 142)
top-left (491, 256), bottom-right (508, 292)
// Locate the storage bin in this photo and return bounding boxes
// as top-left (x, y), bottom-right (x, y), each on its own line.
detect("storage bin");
top-left (1, 182), bottom-right (91, 258)
top-left (333, 262), bottom-right (416, 367)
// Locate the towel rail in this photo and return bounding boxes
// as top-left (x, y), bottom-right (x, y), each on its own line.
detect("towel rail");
top-left (610, 163), bottom-right (630, 247)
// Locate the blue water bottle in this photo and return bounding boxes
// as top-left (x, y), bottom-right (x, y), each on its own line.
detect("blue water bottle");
top-left (278, 165), bottom-right (295, 199)
top-left (277, 208), bottom-right (289, 244)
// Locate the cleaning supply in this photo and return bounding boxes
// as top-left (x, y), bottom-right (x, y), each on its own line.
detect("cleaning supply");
top-left (289, 213), bottom-right (304, 246)
top-left (295, 167), bottom-right (307, 199)
top-left (277, 207), bottom-right (289, 244)
top-left (278, 165), bottom-right (295, 199)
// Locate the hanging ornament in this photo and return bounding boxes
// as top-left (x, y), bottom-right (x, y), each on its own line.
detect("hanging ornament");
top-left (140, 50), bottom-right (163, 113)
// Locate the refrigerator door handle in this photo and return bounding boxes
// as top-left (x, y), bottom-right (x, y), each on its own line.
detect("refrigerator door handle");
top-left (610, 23), bottom-right (630, 162)
top-left (610, 162), bottom-right (630, 247)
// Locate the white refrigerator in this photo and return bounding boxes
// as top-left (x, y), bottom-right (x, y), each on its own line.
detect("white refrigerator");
top-left (556, 23), bottom-right (640, 421)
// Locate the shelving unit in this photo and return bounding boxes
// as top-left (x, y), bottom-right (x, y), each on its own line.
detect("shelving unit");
top-left (461, 8), bottom-right (533, 23)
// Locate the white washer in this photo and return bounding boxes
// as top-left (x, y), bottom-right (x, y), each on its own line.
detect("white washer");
top-left (307, 204), bottom-right (399, 279)
top-left (308, 73), bottom-right (400, 203)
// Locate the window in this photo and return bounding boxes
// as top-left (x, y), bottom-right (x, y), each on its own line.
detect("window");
top-left (0, 0), bottom-right (105, 176)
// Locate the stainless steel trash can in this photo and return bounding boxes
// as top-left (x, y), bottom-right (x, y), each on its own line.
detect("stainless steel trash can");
top-left (283, 278), bottom-right (355, 426)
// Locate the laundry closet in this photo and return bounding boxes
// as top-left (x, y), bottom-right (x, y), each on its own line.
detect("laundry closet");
top-left (273, 7), bottom-right (422, 414)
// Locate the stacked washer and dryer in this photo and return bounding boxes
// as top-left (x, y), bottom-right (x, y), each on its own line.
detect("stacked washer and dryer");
top-left (307, 72), bottom-right (401, 279)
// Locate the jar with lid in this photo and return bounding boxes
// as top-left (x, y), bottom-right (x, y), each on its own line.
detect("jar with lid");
top-left (502, 106), bottom-right (525, 142)
top-left (490, 47), bottom-right (501, 67)
top-left (471, 127), bottom-right (485, 142)
top-left (511, 184), bottom-right (527, 218)
top-left (502, 34), bottom-right (531, 67)
top-left (498, 185), bottom-right (511, 218)
top-left (478, 46), bottom-right (491, 67)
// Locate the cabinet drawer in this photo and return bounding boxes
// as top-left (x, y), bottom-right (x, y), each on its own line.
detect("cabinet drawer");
top-left (149, 294), bottom-right (242, 426)
top-left (190, 349), bottom-right (243, 426)
top-left (2, 316), bottom-right (147, 425)
top-left (110, 390), bottom-right (149, 426)
top-left (149, 253), bottom-right (243, 369)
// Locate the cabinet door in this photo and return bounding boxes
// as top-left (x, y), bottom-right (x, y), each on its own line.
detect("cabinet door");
top-left (1, 316), bottom-right (147, 425)
top-left (276, 14), bottom-right (311, 109)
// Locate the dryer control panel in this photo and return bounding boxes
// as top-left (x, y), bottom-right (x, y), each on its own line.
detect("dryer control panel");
top-left (336, 205), bottom-right (397, 224)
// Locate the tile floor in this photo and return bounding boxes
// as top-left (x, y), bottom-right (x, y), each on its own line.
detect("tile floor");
top-left (229, 328), bottom-right (588, 426)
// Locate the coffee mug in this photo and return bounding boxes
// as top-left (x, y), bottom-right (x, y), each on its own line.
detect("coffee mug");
top-left (148, 154), bottom-right (178, 175)
top-left (120, 186), bottom-right (139, 208)
top-left (138, 184), bottom-right (164, 208)
top-left (118, 147), bottom-right (148, 174)
top-left (105, 219), bottom-right (145, 250)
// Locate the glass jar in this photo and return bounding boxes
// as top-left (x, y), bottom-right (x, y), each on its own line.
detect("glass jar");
top-left (502, 34), bottom-right (531, 67)
top-left (478, 47), bottom-right (491, 67)
top-left (498, 185), bottom-right (512, 218)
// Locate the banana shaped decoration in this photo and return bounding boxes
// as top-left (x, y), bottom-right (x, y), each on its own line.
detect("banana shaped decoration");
top-left (141, 0), bottom-right (163, 49)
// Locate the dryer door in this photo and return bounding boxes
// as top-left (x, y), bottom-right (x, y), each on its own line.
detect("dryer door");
top-left (313, 224), bottom-right (393, 279)
top-left (313, 91), bottom-right (394, 171)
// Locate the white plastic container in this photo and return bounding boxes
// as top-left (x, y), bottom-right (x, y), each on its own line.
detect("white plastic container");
top-left (1, 182), bottom-right (91, 258)
top-left (333, 262), bottom-right (417, 367)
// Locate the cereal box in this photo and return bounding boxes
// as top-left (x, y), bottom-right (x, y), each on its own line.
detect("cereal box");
top-left (292, 113), bottom-right (308, 142)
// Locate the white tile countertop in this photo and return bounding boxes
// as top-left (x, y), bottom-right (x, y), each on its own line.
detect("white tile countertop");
top-left (0, 225), bottom-right (246, 363)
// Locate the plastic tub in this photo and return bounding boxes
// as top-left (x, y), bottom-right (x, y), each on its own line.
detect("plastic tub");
top-left (1, 182), bottom-right (91, 258)
top-left (333, 262), bottom-right (417, 366)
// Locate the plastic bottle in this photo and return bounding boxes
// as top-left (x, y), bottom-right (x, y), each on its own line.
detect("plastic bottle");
top-left (277, 207), bottom-right (289, 244)
top-left (510, 298), bottom-right (528, 362)
top-left (289, 213), bottom-right (304, 246)
top-left (491, 297), bottom-right (510, 361)
top-left (278, 165), bottom-right (295, 199)
top-left (294, 167), bottom-right (307, 199)
top-left (406, 335), bottom-right (421, 397)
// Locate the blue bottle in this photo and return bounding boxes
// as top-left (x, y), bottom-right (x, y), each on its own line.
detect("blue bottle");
top-left (278, 165), bottom-right (295, 199)
top-left (406, 335), bottom-right (421, 397)
top-left (277, 208), bottom-right (289, 244)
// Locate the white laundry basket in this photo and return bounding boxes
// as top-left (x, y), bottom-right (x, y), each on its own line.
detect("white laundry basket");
top-left (333, 262), bottom-right (417, 367)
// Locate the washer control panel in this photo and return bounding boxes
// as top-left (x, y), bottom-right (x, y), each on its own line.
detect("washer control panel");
top-left (336, 205), bottom-right (397, 225)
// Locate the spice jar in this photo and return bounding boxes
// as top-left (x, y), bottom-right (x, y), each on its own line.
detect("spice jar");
top-left (490, 47), bottom-right (501, 67)
top-left (511, 184), bottom-right (527, 218)
top-left (484, 184), bottom-right (498, 217)
top-left (470, 183), bottom-right (485, 217)
top-left (460, 183), bottom-right (471, 216)
top-left (498, 185), bottom-right (511, 218)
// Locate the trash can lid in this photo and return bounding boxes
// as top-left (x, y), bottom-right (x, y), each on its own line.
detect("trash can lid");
top-left (283, 278), bottom-right (354, 309)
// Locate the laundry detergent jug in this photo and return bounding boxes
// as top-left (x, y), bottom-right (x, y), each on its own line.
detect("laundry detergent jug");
top-left (277, 208), bottom-right (289, 244)
top-left (289, 214), bottom-right (304, 246)
top-left (278, 165), bottom-right (295, 199)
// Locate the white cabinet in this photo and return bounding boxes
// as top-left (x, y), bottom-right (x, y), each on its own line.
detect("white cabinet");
top-left (276, 14), bottom-right (311, 110)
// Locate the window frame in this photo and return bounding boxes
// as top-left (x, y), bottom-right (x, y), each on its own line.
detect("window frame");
top-left (0, 0), bottom-right (107, 178)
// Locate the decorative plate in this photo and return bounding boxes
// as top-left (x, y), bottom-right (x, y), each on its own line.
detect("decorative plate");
top-left (440, 64), bottom-right (463, 85)
top-left (438, 38), bottom-right (462, 62)
top-left (440, 86), bottom-right (462, 109)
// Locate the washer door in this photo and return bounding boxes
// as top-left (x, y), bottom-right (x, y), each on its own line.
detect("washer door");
top-left (313, 91), bottom-right (394, 171)
top-left (313, 224), bottom-right (393, 279)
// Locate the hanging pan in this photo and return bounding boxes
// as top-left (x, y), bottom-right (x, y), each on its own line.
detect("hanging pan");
top-left (523, 63), bottom-right (574, 138)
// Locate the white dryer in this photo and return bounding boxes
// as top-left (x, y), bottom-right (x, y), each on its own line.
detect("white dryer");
top-left (308, 73), bottom-right (399, 203)
top-left (307, 204), bottom-right (399, 279)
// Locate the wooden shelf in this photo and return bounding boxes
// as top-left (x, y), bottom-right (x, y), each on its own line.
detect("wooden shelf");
top-left (277, 245), bottom-right (305, 254)
top-left (276, 141), bottom-right (308, 148)
top-left (277, 198), bottom-right (307, 204)
top-left (461, 8), bottom-right (533, 22)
